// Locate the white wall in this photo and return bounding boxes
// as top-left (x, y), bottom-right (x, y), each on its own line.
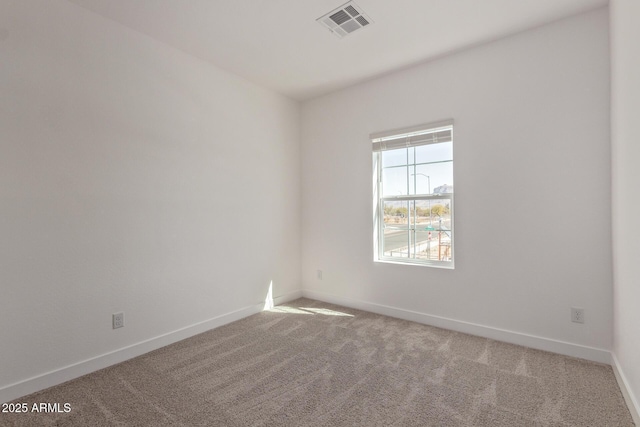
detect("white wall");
top-left (0, 0), bottom-right (300, 399)
top-left (301, 9), bottom-right (611, 356)
top-left (611, 0), bottom-right (640, 419)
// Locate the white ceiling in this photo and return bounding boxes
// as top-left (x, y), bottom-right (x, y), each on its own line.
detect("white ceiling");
top-left (67, 0), bottom-right (608, 101)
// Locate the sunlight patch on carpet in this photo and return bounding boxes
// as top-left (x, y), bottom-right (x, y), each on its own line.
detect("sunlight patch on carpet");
top-left (300, 307), bottom-right (354, 317)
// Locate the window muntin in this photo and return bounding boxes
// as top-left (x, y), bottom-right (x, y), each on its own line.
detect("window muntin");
top-left (372, 122), bottom-right (453, 268)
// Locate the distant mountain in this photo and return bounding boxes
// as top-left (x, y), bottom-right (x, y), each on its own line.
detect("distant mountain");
top-left (433, 184), bottom-right (453, 194)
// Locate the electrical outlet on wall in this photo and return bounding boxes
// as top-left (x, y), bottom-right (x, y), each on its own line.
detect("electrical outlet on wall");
top-left (113, 312), bottom-right (125, 329)
top-left (571, 307), bottom-right (584, 324)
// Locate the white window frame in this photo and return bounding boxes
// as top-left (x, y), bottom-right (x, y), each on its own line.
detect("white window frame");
top-left (371, 120), bottom-right (454, 269)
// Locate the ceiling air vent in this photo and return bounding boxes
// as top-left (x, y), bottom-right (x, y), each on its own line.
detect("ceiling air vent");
top-left (317, 1), bottom-right (373, 39)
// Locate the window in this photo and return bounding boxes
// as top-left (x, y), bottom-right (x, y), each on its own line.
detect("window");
top-left (371, 120), bottom-right (454, 268)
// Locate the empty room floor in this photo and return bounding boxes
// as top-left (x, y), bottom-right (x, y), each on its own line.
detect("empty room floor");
top-left (1, 298), bottom-right (633, 426)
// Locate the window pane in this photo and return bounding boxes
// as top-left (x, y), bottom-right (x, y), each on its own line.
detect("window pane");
top-left (413, 230), bottom-right (435, 260)
top-left (412, 199), bottom-right (452, 261)
top-left (431, 200), bottom-right (452, 261)
top-left (383, 201), bottom-right (409, 228)
top-left (382, 148), bottom-right (408, 167)
top-left (382, 166), bottom-right (408, 196)
top-left (412, 200), bottom-right (433, 260)
top-left (415, 141), bottom-right (452, 164)
top-left (382, 229), bottom-right (410, 259)
top-left (414, 161), bottom-right (453, 195)
top-left (414, 200), bottom-right (432, 227)
top-left (382, 201), bottom-right (409, 259)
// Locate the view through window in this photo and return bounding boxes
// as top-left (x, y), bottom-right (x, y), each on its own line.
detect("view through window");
top-left (372, 122), bottom-right (454, 267)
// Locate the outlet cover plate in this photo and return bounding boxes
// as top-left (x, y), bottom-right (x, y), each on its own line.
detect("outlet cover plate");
top-left (571, 307), bottom-right (584, 324)
top-left (113, 312), bottom-right (124, 329)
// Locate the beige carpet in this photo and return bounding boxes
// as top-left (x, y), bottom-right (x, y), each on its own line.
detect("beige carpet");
top-left (1, 298), bottom-right (634, 426)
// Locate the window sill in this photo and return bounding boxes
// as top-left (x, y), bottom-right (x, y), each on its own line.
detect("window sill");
top-left (374, 258), bottom-right (454, 269)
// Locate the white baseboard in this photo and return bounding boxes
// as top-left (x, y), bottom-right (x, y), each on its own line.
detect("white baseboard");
top-left (273, 289), bottom-right (303, 305)
top-left (302, 289), bottom-right (611, 364)
top-left (0, 289), bottom-right (303, 405)
top-left (611, 352), bottom-right (640, 425)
